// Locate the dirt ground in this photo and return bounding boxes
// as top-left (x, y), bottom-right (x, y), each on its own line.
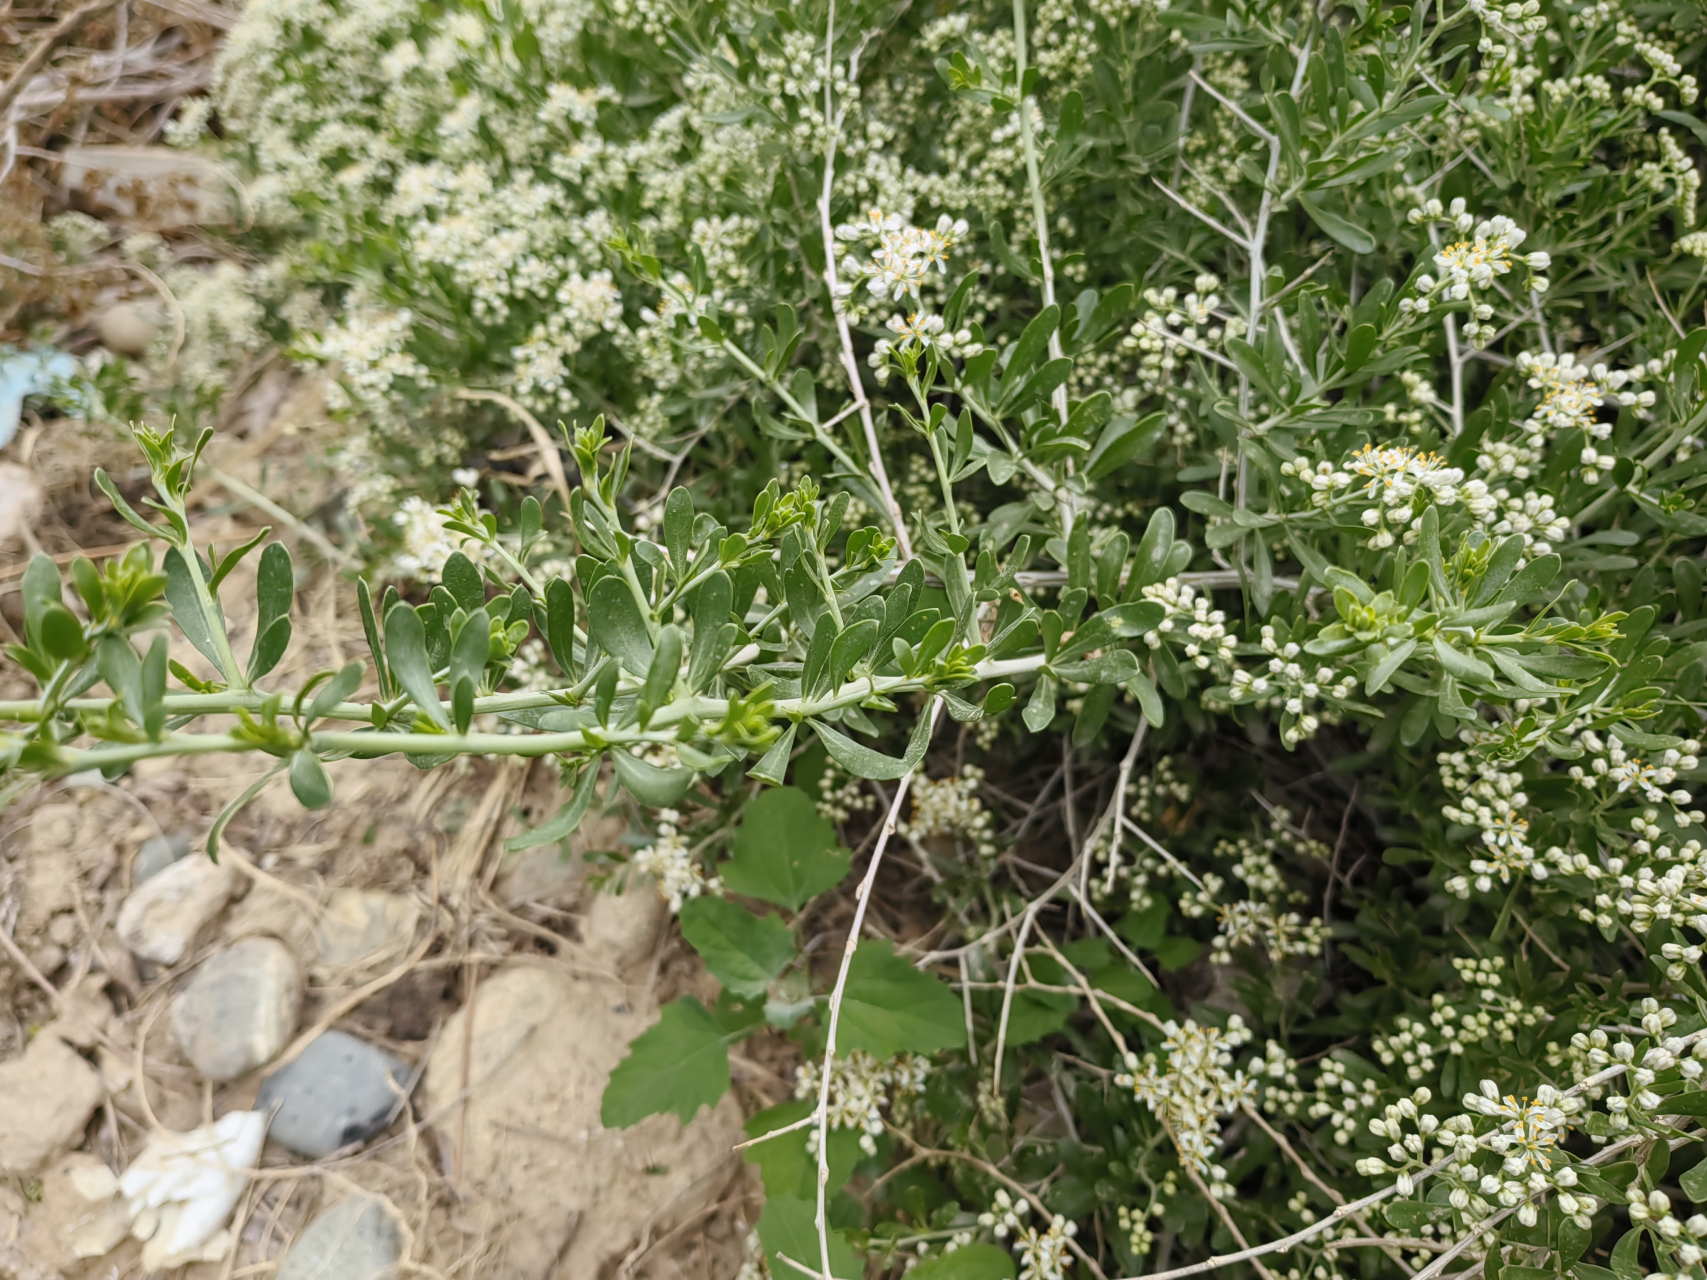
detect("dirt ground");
top-left (0, 395), bottom-right (769, 1279)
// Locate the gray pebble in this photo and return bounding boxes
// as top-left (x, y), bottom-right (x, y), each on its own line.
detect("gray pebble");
top-left (134, 831), bottom-right (193, 885)
top-left (276, 1196), bottom-right (401, 1280)
top-left (256, 1030), bottom-right (411, 1158)
top-left (169, 937), bottom-right (301, 1081)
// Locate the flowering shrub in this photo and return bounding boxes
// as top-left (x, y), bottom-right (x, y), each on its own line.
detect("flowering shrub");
top-left (11, 0), bottom-right (1707, 1279)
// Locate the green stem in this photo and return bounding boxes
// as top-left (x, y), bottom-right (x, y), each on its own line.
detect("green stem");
top-left (21, 653), bottom-right (1053, 777)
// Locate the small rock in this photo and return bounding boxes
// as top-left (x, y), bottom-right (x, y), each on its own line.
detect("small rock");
top-left (580, 886), bottom-right (667, 970)
top-left (116, 855), bottom-right (234, 966)
top-left (0, 1034), bottom-right (104, 1174)
top-left (276, 1196), bottom-right (402, 1280)
top-left (169, 938), bottom-right (301, 1082)
top-left (95, 303), bottom-right (158, 357)
top-left (314, 890), bottom-right (417, 968)
top-left (256, 1031), bottom-right (410, 1158)
top-left (493, 845), bottom-right (584, 909)
top-left (133, 831), bottom-right (193, 886)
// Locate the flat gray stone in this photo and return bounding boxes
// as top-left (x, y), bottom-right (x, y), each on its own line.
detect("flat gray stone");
top-left (276, 1195), bottom-right (401, 1280)
top-left (256, 1030), bottom-right (410, 1158)
top-left (134, 830), bottom-right (193, 885)
top-left (169, 937), bottom-right (301, 1081)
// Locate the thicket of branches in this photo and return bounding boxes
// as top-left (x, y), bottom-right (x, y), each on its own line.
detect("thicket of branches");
top-left (11, 1), bottom-right (1707, 1279)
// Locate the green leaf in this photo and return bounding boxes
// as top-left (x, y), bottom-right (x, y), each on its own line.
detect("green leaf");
top-left (1126, 670), bottom-right (1164, 726)
top-left (38, 604), bottom-right (87, 663)
top-left (1052, 649), bottom-right (1140, 684)
top-left (249, 615), bottom-right (292, 684)
top-left (97, 634), bottom-right (144, 723)
top-left (1432, 634), bottom-right (1493, 683)
top-left (1023, 674), bottom-right (1057, 732)
top-left (1681, 1159), bottom-right (1707, 1202)
top-left (809, 708), bottom-right (934, 782)
top-left (92, 469), bottom-right (159, 538)
top-left (384, 605), bottom-right (450, 730)
top-left (544, 576), bottom-right (577, 676)
top-left (163, 547), bottom-right (226, 673)
top-left (1384, 1201), bottom-right (1454, 1229)
top-left (744, 1100), bottom-right (861, 1199)
top-left (442, 551), bottom-right (484, 611)
top-left (601, 996), bottom-right (732, 1127)
top-left (288, 749), bottom-right (333, 809)
top-left (1001, 304), bottom-right (1060, 385)
top-left (664, 486), bottom-right (693, 576)
top-left (755, 1196), bottom-right (861, 1280)
top-left (1610, 1228), bottom-right (1642, 1280)
top-left (1297, 191), bottom-right (1377, 254)
top-left (506, 757), bottom-right (603, 852)
top-left (207, 527), bottom-right (270, 590)
top-left (305, 660), bottom-right (364, 723)
top-left (356, 579), bottom-right (390, 699)
top-left (908, 1245), bottom-right (1017, 1280)
top-left (748, 722), bottom-right (798, 787)
top-left (638, 624), bottom-right (682, 727)
top-left (248, 543), bottom-right (294, 681)
top-left (611, 749), bottom-right (695, 806)
top-left (839, 939), bottom-right (967, 1057)
top-left (678, 896), bottom-right (794, 998)
top-left (688, 571), bottom-right (734, 692)
top-left (1366, 637), bottom-right (1417, 695)
top-left (587, 575), bottom-right (654, 676)
top-left (721, 785), bottom-right (850, 910)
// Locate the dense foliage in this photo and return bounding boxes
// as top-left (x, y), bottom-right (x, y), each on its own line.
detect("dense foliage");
top-left (12, 0), bottom-right (1707, 1279)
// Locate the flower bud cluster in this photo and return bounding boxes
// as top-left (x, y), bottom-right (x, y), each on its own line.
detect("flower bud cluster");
top-left (900, 765), bottom-right (998, 863)
top-left (634, 807), bottom-right (722, 912)
top-left (1140, 578), bottom-right (1237, 670)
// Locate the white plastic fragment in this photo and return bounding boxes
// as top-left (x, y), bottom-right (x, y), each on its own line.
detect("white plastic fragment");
top-left (117, 1110), bottom-right (267, 1271)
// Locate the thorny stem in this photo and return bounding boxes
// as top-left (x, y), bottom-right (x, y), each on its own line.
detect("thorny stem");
top-left (813, 698), bottom-right (941, 1280)
top-left (819, 0), bottom-right (912, 563)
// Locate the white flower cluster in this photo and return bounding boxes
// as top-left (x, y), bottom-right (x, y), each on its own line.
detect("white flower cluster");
top-left (1114, 1172), bottom-right (1179, 1258)
top-left (1139, 578), bottom-right (1236, 670)
top-left (310, 305), bottom-right (431, 421)
top-left (835, 210), bottom-right (970, 304)
top-left (816, 759), bottom-right (876, 825)
top-left (1567, 731), bottom-right (1699, 812)
top-left (1514, 351), bottom-right (1655, 483)
top-left (1636, 129), bottom-right (1702, 225)
top-left (979, 1191), bottom-right (1078, 1280)
top-left (1177, 813), bottom-right (1328, 963)
top-left (633, 808), bottom-right (720, 912)
top-left (795, 1050), bottom-right (928, 1157)
top-left (1400, 200), bottom-right (1549, 345)
top-left (1120, 275), bottom-right (1240, 425)
top-left (1439, 749), bottom-right (1537, 895)
top-left (1227, 627), bottom-right (1357, 746)
top-left (1372, 960), bottom-right (1550, 1085)
top-left (391, 496), bottom-right (468, 581)
top-left (1298, 1055), bottom-right (1382, 1145)
top-left (1117, 1017), bottom-right (1255, 1194)
top-left (900, 765), bottom-right (997, 863)
top-left (1357, 1080), bottom-right (1590, 1231)
top-left (870, 310), bottom-right (985, 379)
top-left (1281, 444), bottom-right (1467, 550)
